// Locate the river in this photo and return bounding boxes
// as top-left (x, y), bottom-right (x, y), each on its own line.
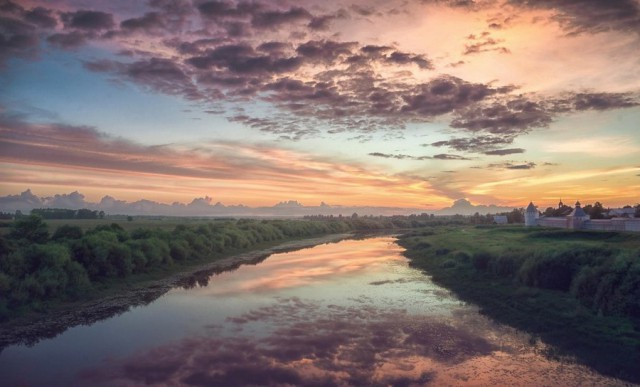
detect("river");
top-left (0, 236), bottom-right (627, 386)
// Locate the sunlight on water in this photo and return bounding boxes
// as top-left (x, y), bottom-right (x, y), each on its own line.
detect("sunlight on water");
top-left (0, 237), bottom-right (627, 386)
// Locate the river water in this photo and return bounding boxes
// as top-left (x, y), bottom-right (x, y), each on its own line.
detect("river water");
top-left (0, 237), bottom-right (627, 386)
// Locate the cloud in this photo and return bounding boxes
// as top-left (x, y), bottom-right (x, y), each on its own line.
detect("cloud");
top-left (0, 15), bottom-right (39, 64)
top-left (463, 35), bottom-right (510, 55)
top-left (120, 12), bottom-right (166, 32)
top-left (483, 148), bottom-right (525, 156)
top-left (24, 7), bottom-right (57, 29)
top-left (251, 7), bottom-right (313, 29)
top-left (550, 92), bottom-right (639, 112)
top-left (401, 76), bottom-right (512, 117)
top-left (368, 152), bottom-right (432, 160)
top-left (509, 0), bottom-right (640, 35)
top-left (487, 161), bottom-right (536, 170)
top-left (385, 50), bottom-right (433, 69)
top-left (47, 31), bottom-right (88, 49)
top-left (0, 188), bottom-right (43, 212)
top-left (61, 10), bottom-right (115, 30)
top-left (429, 135), bottom-right (516, 153)
top-left (0, 113), bottom-right (445, 209)
top-left (43, 191), bottom-right (88, 208)
top-left (450, 98), bottom-right (553, 136)
top-left (85, 57), bottom-right (204, 100)
top-left (4, 0), bottom-right (639, 147)
top-left (433, 154), bottom-right (471, 160)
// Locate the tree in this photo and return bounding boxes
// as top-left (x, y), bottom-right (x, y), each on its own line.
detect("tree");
top-left (52, 225), bottom-right (83, 241)
top-left (591, 202), bottom-right (605, 219)
top-left (98, 211), bottom-right (105, 219)
top-left (8, 215), bottom-right (49, 244)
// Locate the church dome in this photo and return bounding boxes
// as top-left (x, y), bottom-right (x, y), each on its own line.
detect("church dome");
top-left (526, 202), bottom-right (537, 213)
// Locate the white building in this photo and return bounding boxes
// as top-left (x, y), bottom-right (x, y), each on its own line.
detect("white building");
top-left (524, 202), bottom-right (538, 227)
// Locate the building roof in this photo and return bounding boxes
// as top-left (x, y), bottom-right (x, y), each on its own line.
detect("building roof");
top-left (570, 206), bottom-right (587, 218)
top-left (526, 202), bottom-right (537, 213)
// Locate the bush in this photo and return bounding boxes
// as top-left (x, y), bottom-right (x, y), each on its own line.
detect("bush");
top-left (8, 215), bottom-right (49, 244)
top-left (435, 248), bottom-right (450, 256)
top-left (490, 253), bottom-right (522, 277)
top-left (453, 251), bottom-right (470, 262)
top-left (472, 251), bottom-right (492, 271)
top-left (440, 259), bottom-right (456, 269)
top-left (52, 225), bottom-right (83, 241)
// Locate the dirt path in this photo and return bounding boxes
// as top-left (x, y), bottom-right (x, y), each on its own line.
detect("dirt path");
top-left (0, 233), bottom-right (354, 351)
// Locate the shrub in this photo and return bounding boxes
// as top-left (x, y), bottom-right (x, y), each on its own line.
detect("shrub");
top-left (472, 251), bottom-right (492, 271)
top-left (490, 253), bottom-right (521, 277)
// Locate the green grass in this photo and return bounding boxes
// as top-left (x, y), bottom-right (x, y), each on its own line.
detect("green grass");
top-left (399, 225), bottom-right (640, 383)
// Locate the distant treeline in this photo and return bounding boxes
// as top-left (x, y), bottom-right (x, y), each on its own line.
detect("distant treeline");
top-left (30, 208), bottom-right (105, 220)
top-left (0, 215), bottom-right (439, 320)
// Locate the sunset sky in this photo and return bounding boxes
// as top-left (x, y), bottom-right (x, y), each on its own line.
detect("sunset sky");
top-left (1, 0), bottom-right (639, 210)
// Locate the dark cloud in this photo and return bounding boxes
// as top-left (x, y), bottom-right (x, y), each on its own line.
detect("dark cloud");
top-left (368, 152), bottom-right (432, 160)
top-left (196, 0), bottom-right (253, 20)
top-left (510, 0), bottom-right (640, 35)
top-left (350, 4), bottom-right (377, 17)
top-left (308, 14), bottom-right (336, 30)
top-left (61, 10), bottom-right (115, 30)
top-left (369, 152), bottom-right (471, 161)
top-left (450, 98), bottom-right (552, 136)
top-left (401, 76), bottom-right (512, 116)
top-left (187, 43), bottom-right (303, 74)
top-left (296, 39), bottom-right (356, 63)
top-left (0, 0), bottom-right (23, 15)
top-left (483, 148), bottom-right (525, 156)
top-left (125, 58), bottom-right (204, 100)
top-left (488, 161), bottom-right (536, 170)
top-left (551, 92), bottom-right (640, 111)
top-left (463, 36), bottom-right (510, 55)
top-left (433, 153), bottom-right (471, 160)
top-left (0, 15), bottom-right (39, 64)
top-left (429, 135), bottom-right (516, 152)
top-left (386, 50), bottom-right (433, 69)
top-left (24, 7), bottom-right (57, 29)
top-left (120, 12), bottom-right (165, 31)
top-left (47, 31), bottom-right (88, 49)
top-left (251, 7), bottom-right (312, 29)
top-left (256, 41), bottom-right (291, 53)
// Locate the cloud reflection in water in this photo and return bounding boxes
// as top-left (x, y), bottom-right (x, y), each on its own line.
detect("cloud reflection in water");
top-left (79, 297), bottom-right (493, 386)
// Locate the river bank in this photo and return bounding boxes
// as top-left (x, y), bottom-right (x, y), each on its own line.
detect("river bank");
top-left (398, 225), bottom-right (640, 383)
top-left (0, 233), bottom-right (353, 351)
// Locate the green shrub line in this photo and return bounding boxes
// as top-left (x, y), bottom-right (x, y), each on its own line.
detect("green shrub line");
top-left (398, 226), bottom-right (640, 383)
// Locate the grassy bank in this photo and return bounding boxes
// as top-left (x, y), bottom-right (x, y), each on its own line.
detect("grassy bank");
top-left (398, 225), bottom-right (640, 383)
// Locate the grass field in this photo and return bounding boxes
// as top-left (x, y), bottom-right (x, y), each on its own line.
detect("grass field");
top-left (399, 225), bottom-right (640, 383)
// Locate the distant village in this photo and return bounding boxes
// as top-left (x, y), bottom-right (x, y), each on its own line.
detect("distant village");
top-left (517, 200), bottom-right (640, 232)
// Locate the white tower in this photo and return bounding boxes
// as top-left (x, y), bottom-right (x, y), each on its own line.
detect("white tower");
top-left (525, 202), bottom-right (538, 226)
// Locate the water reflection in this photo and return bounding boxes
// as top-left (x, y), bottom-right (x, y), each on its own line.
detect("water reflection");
top-left (78, 296), bottom-right (621, 386)
top-left (174, 240), bottom-right (405, 296)
top-left (80, 297), bottom-right (495, 386)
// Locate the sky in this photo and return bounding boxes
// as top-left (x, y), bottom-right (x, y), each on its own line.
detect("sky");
top-left (1, 0), bottom-right (639, 212)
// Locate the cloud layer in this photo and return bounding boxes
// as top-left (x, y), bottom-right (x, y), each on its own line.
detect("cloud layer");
top-left (2, 0), bottom-right (638, 150)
